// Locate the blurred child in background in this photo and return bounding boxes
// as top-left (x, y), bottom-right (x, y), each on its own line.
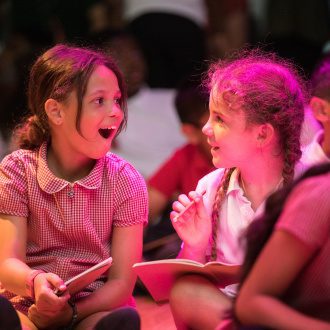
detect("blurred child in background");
top-left (144, 77), bottom-right (215, 260)
top-left (301, 55), bottom-right (330, 165)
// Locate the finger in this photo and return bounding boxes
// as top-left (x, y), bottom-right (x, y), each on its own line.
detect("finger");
top-left (194, 193), bottom-right (208, 219)
top-left (177, 193), bottom-right (191, 205)
top-left (171, 202), bottom-right (197, 224)
top-left (172, 200), bottom-right (185, 213)
top-left (45, 273), bottom-right (66, 292)
top-left (170, 211), bottom-right (185, 225)
top-left (170, 210), bottom-right (178, 221)
top-left (28, 304), bottom-right (36, 315)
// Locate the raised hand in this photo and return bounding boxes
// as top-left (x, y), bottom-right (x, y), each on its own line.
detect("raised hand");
top-left (170, 190), bottom-right (211, 258)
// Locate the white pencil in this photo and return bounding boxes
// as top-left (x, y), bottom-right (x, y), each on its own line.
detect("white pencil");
top-left (172, 189), bottom-right (207, 223)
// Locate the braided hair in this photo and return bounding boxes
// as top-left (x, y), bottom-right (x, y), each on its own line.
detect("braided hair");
top-left (204, 49), bottom-right (307, 260)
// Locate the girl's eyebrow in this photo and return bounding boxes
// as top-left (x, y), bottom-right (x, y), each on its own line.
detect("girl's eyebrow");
top-left (88, 89), bottom-right (121, 97)
top-left (212, 108), bottom-right (226, 118)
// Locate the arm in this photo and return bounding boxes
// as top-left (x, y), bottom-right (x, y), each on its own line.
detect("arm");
top-left (73, 223), bottom-right (143, 321)
top-left (0, 214), bottom-right (29, 294)
top-left (235, 230), bottom-right (330, 330)
top-left (0, 214), bottom-right (70, 328)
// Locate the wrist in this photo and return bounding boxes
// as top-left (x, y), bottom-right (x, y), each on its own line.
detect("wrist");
top-left (181, 244), bottom-right (207, 262)
top-left (25, 269), bottom-right (45, 300)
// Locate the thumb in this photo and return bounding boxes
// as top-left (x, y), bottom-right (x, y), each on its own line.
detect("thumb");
top-left (44, 273), bottom-right (66, 293)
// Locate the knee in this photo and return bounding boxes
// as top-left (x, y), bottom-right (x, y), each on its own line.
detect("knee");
top-left (169, 274), bottom-right (215, 316)
top-left (94, 307), bottom-right (140, 330)
top-left (169, 275), bottom-right (233, 327)
top-left (170, 275), bottom-right (199, 308)
top-left (169, 275), bottom-right (233, 330)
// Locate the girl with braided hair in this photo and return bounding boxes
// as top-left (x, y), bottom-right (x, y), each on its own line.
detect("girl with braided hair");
top-left (169, 50), bottom-right (308, 330)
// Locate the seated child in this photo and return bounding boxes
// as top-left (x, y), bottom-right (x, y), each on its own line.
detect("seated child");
top-left (0, 44), bottom-right (147, 330)
top-left (234, 163), bottom-right (330, 330)
top-left (169, 49), bottom-right (308, 329)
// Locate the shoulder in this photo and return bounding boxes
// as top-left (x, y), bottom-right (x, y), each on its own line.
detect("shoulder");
top-left (290, 172), bottom-right (330, 204)
top-left (198, 168), bottom-right (226, 187)
top-left (104, 152), bottom-right (146, 184)
top-left (276, 172), bottom-right (330, 246)
top-left (196, 168), bottom-right (226, 198)
top-left (300, 130), bottom-right (329, 167)
top-left (1, 148), bottom-right (37, 171)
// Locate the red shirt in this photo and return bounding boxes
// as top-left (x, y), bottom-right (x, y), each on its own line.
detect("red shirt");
top-left (148, 143), bottom-right (214, 198)
top-left (0, 143), bottom-right (148, 313)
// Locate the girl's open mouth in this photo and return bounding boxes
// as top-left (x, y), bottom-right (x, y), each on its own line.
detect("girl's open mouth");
top-left (98, 127), bottom-right (116, 139)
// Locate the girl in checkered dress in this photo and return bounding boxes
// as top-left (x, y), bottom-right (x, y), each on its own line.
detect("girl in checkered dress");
top-left (0, 44), bottom-right (148, 329)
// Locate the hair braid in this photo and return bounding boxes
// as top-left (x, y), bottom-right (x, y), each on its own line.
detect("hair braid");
top-left (282, 145), bottom-right (301, 186)
top-left (209, 167), bottom-right (235, 261)
top-left (12, 115), bottom-right (50, 150)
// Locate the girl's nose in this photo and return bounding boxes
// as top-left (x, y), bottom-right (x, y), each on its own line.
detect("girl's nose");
top-left (109, 104), bottom-right (122, 118)
top-left (202, 121), bottom-right (212, 136)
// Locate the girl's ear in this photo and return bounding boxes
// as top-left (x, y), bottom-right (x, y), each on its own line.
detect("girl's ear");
top-left (256, 123), bottom-right (275, 147)
top-left (44, 98), bottom-right (64, 125)
top-left (310, 96), bottom-right (330, 123)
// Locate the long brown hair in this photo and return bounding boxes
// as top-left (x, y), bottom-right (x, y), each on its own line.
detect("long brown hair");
top-left (13, 44), bottom-right (128, 150)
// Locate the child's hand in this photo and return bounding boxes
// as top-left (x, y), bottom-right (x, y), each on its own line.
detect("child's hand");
top-left (170, 190), bottom-right (211, 251)
top-left (33, 272), bottom-right (70, 314)
top-left (28, 300), bottom-right (73, 329)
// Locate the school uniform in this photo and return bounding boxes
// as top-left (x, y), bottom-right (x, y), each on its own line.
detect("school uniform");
top-left (0, 142), bottom-right (148, 314)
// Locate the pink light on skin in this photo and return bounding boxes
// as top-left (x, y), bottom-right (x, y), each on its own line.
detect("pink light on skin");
top-left (172, 189), bottom-right (207, 223)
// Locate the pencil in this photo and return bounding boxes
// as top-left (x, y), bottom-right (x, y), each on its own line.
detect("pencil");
top-left (172, 189), bottom-right (207, 223)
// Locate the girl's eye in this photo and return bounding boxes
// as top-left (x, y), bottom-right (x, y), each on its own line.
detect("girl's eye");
top-left (114, 97), bottom-right (121, 105)
top-left (215, 115), bottom-right (224, 123)
top-left (95, 97), bottom-right (105, 105)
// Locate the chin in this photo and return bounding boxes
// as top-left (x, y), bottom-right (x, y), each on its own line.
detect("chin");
top-left (212, 157), bottom-right (232, 169)
top-left (89, 145), bottom-right (111, 159)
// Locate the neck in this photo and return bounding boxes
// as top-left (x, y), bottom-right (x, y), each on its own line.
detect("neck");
top-left (239, 154), bottom-right (284, 211)
top-left (47, 142), bottom-right (95, 182)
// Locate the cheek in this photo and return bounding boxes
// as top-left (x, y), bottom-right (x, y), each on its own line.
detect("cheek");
top-left (213, 127), bottom-right (228, 141)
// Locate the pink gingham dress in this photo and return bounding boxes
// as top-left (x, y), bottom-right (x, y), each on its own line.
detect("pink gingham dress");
top-left (0, 142), bottom-right (148, 313)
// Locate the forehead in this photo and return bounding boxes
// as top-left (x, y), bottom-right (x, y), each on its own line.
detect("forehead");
top-left (209, 87), bottom-right (247, 121)
top-left (209, 88), bottom-right (228, 114)
top-left (86, 65), bottom-right (120, 93)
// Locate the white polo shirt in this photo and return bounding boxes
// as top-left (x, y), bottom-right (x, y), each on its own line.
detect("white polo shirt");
top-left (195, 162), bottom-right (308, 265)
top-left (301, 130), bottom-right (330, 166)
